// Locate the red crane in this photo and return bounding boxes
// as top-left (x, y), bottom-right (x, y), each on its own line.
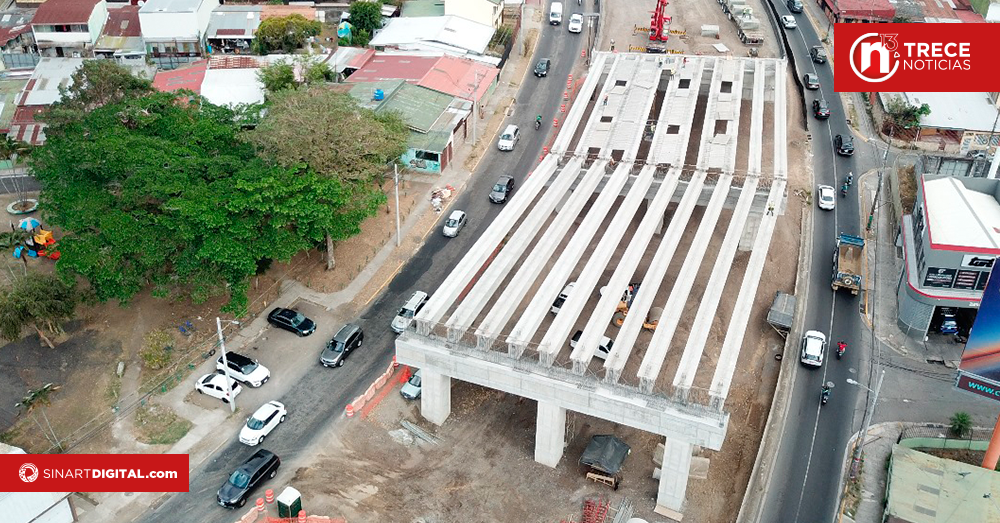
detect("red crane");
top-left (649, 0), bottom-right (671, 41)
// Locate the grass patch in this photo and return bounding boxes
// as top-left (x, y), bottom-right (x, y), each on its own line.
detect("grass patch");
top-left (105, 374), bottom-right (122, 406)
top-left (843, 453), bottom-right (867, 518)
top-left (897, 164), bottom-right (917, 214)
top-left (134, 404), bottom-right (192, 446)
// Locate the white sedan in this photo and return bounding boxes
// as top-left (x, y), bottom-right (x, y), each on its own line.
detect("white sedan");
top-left (817, 185), bottom-right (836, 211)
top-left (568, 14), bottom-right (584, 33)
top-left (781, 15), bottom-right (797, 29)
top-left (194, 373), bottom-right (242, 404)
top-left (239, 401), bottom-right (287, 446)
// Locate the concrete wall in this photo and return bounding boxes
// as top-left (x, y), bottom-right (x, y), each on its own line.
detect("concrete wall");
top-left (445, 0), bottom-right (502, 29)
top-left (88, 1), bottom-right (109, 44)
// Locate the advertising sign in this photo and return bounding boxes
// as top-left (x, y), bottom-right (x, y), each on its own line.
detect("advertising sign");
top-left (923, 267), bottom-right (956, 288)
top-left (952, 270), bottom-right (981, 291)
top-left (958, 268), bottom-right (1000, 400)
top-left (961, 254), bottom-right (995, 269)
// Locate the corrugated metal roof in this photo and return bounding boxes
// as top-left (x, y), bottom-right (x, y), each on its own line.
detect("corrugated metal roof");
top-left (139, 0), bottom-right (211, 15)
top-left (103, 6), bottom-right (142, 38)
top-left (418, 55), bottom-right (498, 103)
top-left (348, 80), bottom-right (455, 133)
top-left (0, 9), bottom-right (34, 46)
top-left (32, 0), bottom-right (101, 25)
top-left (369, 15), bottom-right (494, 56)
top-left (886, 446), bottom-right (1000, 523)
top-left (206, 7), bottom-right (261, 39)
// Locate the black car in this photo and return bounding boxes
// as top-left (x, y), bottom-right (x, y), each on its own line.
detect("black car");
top-left (787, 0), bottom-right (803, 12)
top-left (835, 134), bottom-right (855, 156)
top-left (534, 58), bottom-right (551, 77)
top-left (267, 307), bottom-right (316, 336)
top-left (217, 449), bottom-right (280, 508)
top-left (803, 73), bottom-right (820, 90)
top-left (812, 99), bottom-right (831, 119)
top-left (489, 175), bottom-right (515, 204)
top-left (810, 46), bottom-right (827, 64)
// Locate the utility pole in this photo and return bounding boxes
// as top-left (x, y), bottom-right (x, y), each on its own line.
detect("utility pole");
top-left (867, 126), bottom-right (893, 232)
top-left (394, 164), bottom-right (400, 247)
top-left (216, 317), bottom-right (237, 413)
top-left (849, 369), bottom-right (885, 478)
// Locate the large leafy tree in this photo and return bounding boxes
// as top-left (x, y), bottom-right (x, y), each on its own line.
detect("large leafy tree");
top-left (32, 91), bottom-right (356, 313)
top-left (254, 14), bottom-right (322, 54)
top-left (242, 88), bottom-right (408, 269)
top-left (257, 57), bottom-right (333, 94)
top-left (44, 59), bottom-right (154, 126)
top-left (349, 1), bottom-right (383, 37)
top-left (0, 273), bottom-right (79, 348)
top-left (883, 95), bottom-right (931, 135)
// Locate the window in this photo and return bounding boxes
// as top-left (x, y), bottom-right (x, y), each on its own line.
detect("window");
top-left (615, 80), bottom-right (627, 87)
top-left (600, 116), bottom-right (613, 123)
top-left (415, 150), bottom-right (439, 162)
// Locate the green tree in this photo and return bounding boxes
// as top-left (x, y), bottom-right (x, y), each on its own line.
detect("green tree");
top-left (349, 1), bottom-right (383, 37)
top-left (949, 412), bottom-right (972, 438)
top-left (45, 60), bottom-right (153, 126)
top-left (254, 14), bottom-right (322, 54)
top-left (257, 57), bottom-right (333, 94)
top-left (0, 273), bottom-right (79, 348)
top-left (242, 88), bottom-right (408, 269)
top-left (32, 91), bottom-right (357, 314)
top-left (883, 95), bottom-right (931, 135)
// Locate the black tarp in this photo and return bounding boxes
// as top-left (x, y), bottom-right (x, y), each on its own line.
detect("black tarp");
top-left (579, 435), bottom-right (630, 475)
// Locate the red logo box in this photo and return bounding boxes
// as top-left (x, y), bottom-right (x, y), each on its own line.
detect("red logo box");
top-left (0, 454), bottom-right (189, 492)
top-left (833, 23), bottom-right (1000, 93)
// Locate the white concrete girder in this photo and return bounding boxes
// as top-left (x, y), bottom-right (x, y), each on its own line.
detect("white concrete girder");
top-left (575, 54), bottom-right (628, 156)
top-left (747, 60), bottom-right (766, 175)
top-left (446, 157), bottom-right (585, 342)
top-left (552, 53), bottom-right (609, 156)
top-left (414, 155), bottom-right (559, 335)
top-left (475, 160), bottom-right (609, 350)
top-left (651, 57), bottom-right (707, 165)
top-left (505, 162), bottom-right (634, 357)
top-left (774, 60), bottom-right (788, 178)
top-left (616, 57), bottom-right (662, 162)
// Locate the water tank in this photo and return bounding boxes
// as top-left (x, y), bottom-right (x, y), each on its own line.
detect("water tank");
top-left (373, 89), bottom-right (385, 101)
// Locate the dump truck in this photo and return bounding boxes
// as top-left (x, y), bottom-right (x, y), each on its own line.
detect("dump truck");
top-left (721, 0), bottom-right (765, 46)
top-left (832, 233), bottom-right (864, 295)
top-left (767, 291), bottom-right (796, 338)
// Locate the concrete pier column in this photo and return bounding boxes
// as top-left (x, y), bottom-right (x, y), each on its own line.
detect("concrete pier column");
top-left (654, 437), bottom-right (693, 520)
top-left (534, 401), bottom-right (566, 468)
top-left (420, 369), bottom-right (452, 426)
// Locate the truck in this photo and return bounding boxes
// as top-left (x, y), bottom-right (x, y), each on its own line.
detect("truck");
top-left (549, 2), bottom-right (563, 25)
top-left (721, 0), bottom-right (764, 46)
top-left (832, 233), bottom-right (864, 295)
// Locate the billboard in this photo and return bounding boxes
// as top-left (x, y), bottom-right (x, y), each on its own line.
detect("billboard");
top-left (958, 267), bottom-right (1000, 401)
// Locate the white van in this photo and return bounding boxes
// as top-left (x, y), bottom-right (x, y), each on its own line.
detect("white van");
top-left (391, 291), bottom-right (429, 333)
top-left (569, 330), bottom-right (614, 360)
top-left (549, 2), bottom-right (563, 25)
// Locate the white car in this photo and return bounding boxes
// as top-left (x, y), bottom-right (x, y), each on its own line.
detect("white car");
top-left (400, 369), bottom-right (422, 400)
top-left (195, 373), bottom-right (243, 404)
top-left (216, 351), bottom-right (270, 388)
top-left (817, 185), bottom-right (835, 211)
top-left (800, 330), bottom-right (827, 367)
top-left (239, 401), bottom-right (287, 446)
top-left (497, 124), bottom-right (520, 151)
top-left (442, 210), bottom-right (467, 237)
top-left (568, 13), bottom-right (584, 33)
top-left (781, 15), bottom-right (797, 29)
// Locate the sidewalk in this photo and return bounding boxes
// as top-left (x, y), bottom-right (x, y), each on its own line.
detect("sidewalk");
top-left (74, 9), bottom-right (544, 523)
top-left (840, 421), bottom-right (901, 523)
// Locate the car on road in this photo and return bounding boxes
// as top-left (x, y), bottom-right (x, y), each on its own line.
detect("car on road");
top-left (266, 307), bottom-right (316, 336)
top-left (568, 13), bottom-right (583, 33)
top-left (400, 369), bottom-right (422, 400)
top-left (812, 99), bottom-right (830, 119)
top-left (442, 210), bottom-right (467, 237)
top-left (835, 134), bottom-right (855, 156)
top-left (239, 401), bottom-right (287, 446)
top-left (800, 330), bottom-right (827, 367)
top-left (780, 15), bottom-right (796, 29)
top-left (534, 58), bottom-right (551, 77)
top-left (320, 323), bottom-right (363, 367)
top-left (217, 449), bottom-right (280, 508)
top-left (803, 73), bottom-right (820, 90)
top-left (489, 175), bottom-right (515, 204)
top-left (787, 0), bottom-right (803, 12)
top-left (810, 46), bottom-right (827, 64)
top-left (195, 373), bottom-right (242, 404)
top-left (216, 351), bottom-right (270, 388)
top-left (392, 291), bottom-right (429, 333)
top-left (816, 185), bottom-right (836, 211)
top-left (497, 124), bottom-right (520, 151)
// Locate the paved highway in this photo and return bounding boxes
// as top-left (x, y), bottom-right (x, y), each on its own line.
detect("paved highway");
top-left (138, 12), bottom-right (589, 523)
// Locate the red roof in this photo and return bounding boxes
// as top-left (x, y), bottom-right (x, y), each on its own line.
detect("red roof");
top-left (954, 9), bottom-right (986, 22)
top-left (33, 0), bottom-right (102, 25)
top-left (103, 6), bottom-right (141, 38)
top-left (0, 22), bottom-right (32, 47)
top-left (153, 60), bottom-right (208, 94)
top-left (825, 0), bottom-right (894, 20)
top-left (346, 55), bottom-right (439, 83)
top-left (418, 55), bottom-right (499, 103)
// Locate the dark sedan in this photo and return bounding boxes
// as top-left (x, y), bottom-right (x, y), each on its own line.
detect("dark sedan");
top-left (489, 175), bottom-right (515, 204)
top-left (266, 307), bottom-right (316, 336)
top-left (835, 134), bottom-right (855, 156)
top-left (217, 449), bottom-right (280, 508)
top-left (812, 99), bottom-right (831, 119)
top-left (803, 73), bottom-right (820, 90)
top-left (534, 58), bottom-right (551, 77)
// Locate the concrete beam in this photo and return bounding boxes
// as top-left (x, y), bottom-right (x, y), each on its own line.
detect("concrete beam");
top-left (747, 60), bottom-right (765, 175)
top-left (575, 54), bottom-right (628, 157)
top-left (420, 368), bottom-right (452, 426)
top-left (534, 401), bottom-right (566, 468)
top-left (552, 53), bottom-right (609, 156)
top-left (655, 438), bottom-right (693, 518)
top-left (774, 60), bottom-right (788, 179)
top-left (651, 57), bottom-right (706, 165)
top-left (619, 56), bottom-right (663, 162)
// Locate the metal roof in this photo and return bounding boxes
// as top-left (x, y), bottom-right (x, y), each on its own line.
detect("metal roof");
top-left (32, 0), bottom-right (101, 25)
top-left (103, 5), bottom-right (142, 37)
top-left (0, 9), bottom-right (34, 46)
top-left (880, 92), bottom-right (1000, 132)
top-left (369, 15), bottom-right (494, 56)
top-left (140, 0), bottom-right (210, 14)
top-left (348, 80), bottom-right (456, 133)
top-left (201, 68), bottom-right (264, 107)
top-left (402, 0), bottom-right (446, 17)
top-left (886, 445), bottom-right (1000, 523)
top-left (206, 6), bottom-right (261, 39)
top-left (922, 175), bottom-right (1000, 251)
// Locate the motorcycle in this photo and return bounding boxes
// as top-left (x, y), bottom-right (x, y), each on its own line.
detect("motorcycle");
top-left (836, 341), bottom-right (846, 359)
top-left (820, 386), bottom-right (831, 405)
top-left (841, 184), bottom-right (849, 197)
top-left (845, 173), bottom-right (853, 187)
top-left (535, 119), bottom-right (542, 130)
top-left (578, 0), bottom-right (582, 5)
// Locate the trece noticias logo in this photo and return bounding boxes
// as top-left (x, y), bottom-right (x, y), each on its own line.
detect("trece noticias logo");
top-left (834, 23), bottom-right (1000, 93)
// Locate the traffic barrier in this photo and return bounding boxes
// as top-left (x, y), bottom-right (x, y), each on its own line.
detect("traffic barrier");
top-left (265, 489), bottom-right (274, 504)
top-left (563, 90), bottom-right (569, 101)
top-left (392, 355), bottom-right (399, 368)
top-left (560, 104), bottom-right (566, 113)
top-left (581, 49), bottom-right (586, 58)
top-left (376, 373), bottom-right (388, 388)
top-left (364, 384), bottom-right (376, 401)
top-left (345, 403), bottom-right (354, 417)
top-left (299, 510), bottom-right (307, 523)
top-left (256, 498), bottom-right (265, 512)
top-left (552, 118), bottom-right (559, 128)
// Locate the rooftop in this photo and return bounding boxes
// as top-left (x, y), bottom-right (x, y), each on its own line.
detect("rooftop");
top-left (886, 446), bottom-right (1000, 522)
top-left (0, 77), bottom-right (28, 130)
top-left (348, 80), bottom-right (456, 133)
top-left (828, 0), bottom-right (894, 19)
top-left (19, 57), bottom-right (83, 106)
top-left (922, 175), bottom-right (1000, 252)
top-left (347, 54), bottom-right (440, 83)
top-left (260, 5), bottom-right (317, 20)
top-left (369, 15), bottom-right (494, 56)
top-left (346, 52), bottom-right (498, 102)
top-left (0, 9), bottom-right (34, 46)
top-left (33, 0), bottom-right (102, 25)
top-left (206, 6), bottom-right (262, 39)
top-left (895, 92), bottom-right (1000, 132)
top-left (103, 5), bottom-right (142, 38)
top-left (201, 68), bottom-right (264, 107)
top-left (152, 60), bottom-right (208, 94)
top-left (402, 0), bottom-right (446, 17)
top-left (140, 0), bottom-right (209, 15)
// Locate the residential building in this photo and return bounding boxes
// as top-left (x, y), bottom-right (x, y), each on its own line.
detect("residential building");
top-left (1, 442), bottom-right (77, 523)
top-left (875, 92), bottom-right (1000, 155)
top-left (94, 5), bottom-right (146, 65)
top-left (0, 8), bottom-right (38, 70)
top-left (31, 0), bottom-right (108, 58)
top-left (345, 52), bottom-right (499, 106)
top-left (369, 15), bottom-right (496, 63)
top-left (884, 445), bottom-right (999, 522)
top-left (7, 57), bottom-right (84, 145)
top-left (154, 55), bottom-right (297, 106)
top-left (139, 0), bottom-right (219, 70)
top-left (897, 174), bottom-right (1000, 338)
top-left (402, 0), bottom-right (446, 18)
top-left (444, 0), bottom-right (503, 29)
top-left (815, 0), bottom-right (894, 23)
top-left (205, 5), bottom-right (260, 54)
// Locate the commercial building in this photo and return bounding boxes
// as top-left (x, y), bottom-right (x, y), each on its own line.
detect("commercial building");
top-left (884, 445), bottom-right (1000, 522)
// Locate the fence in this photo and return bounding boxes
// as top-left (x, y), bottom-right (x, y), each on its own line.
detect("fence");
top-left (897, 424), bottom-right (992, 452)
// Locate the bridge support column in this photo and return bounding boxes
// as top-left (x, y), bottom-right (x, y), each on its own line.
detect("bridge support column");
top-left (534, 401), bottom-right (566, 467)
top-left (420, 369), bottom-right (452, 426)
top-left (654, 437), bottom-right (692, 520)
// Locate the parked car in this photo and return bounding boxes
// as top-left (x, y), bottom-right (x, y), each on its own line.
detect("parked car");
top-left (812, 99), bottom-right (830, 119)
top-left (497, 124), bottom-right (520, 151)
top-left (217, 449), bottom-right (280, 508)
top-left (569, 330), bottom-right (614, 360)
top-left (550, 282), bottom-right (576, 315)
top-left (266, 307), bottom-right (316, 336)
top-left (320, 323), bottom-right (363, 368)
top-left (216, 352), bottom-right (270, 388)
top-left (239, 401), bottom-right (287, 446)
top-left (400, 369), bottom-right (422, 400)
top-left (835, 134), bottom-right (855, 156)
top-left (810, 46), bottom-right (827, 64)
top-left (534, 58), bottom-right (551, 77)
top-left (195, 373), bottom-right (242, 404)
top-left (803, 73), bottom-right (820, 90)
top-left (816, 185), bottom-right (836, 211)
top-left (800, 330), bottom-right (827, 367)
top-left (442, 210), bottom-right (467, 237)
top-left (780, 15), bottom-right (796, 29)
top-left (568, 13), bottom-right (584, 33)
top-left (787, 0), bottom-right (803, 12)
top-left (489, 175), bottom-right (515, 204)
top-left (391, 291), bottom-right (428, 333)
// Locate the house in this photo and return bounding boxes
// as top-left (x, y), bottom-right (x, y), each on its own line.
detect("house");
top-left (345, 52), bottom-right (499, 106)
top-left (444, 0), bottom-right (503, 29)
top-left (816, 0), bottom-right (894, 23)
top-left (402, 0), bottom-right (446, 18)
top-left (139, 0), bottom-right (220, 70)
top-left (206, 5), bottom-right (260, 54)
top-left (0, 8), bottom-right (38, 70)
top-left (1, 442), bottom-right (77, 523)
top-left (884, 445), bottom-right (1000, 522)
top-left (31, 0), bottom-right (108, 58)
top-left (154, 55), bottom-right (298, 107)
top-left (7, 57), bottom-right (84, 145)
top-left (368, 16), bottom-right (496, 63)
top-left (94, 5), bottom-right (146, 65)
top-left (874, 92), bottom-right (1000, 155)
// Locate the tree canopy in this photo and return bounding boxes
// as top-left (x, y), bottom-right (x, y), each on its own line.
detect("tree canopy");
top-left (883, 95), bottom-right (931, 135)
top-left (254, 14), bottom-right (322, 54)
top-left (349, 1), bottom-right (383, 37)
top-left (45, 59), bottom-right (154, 126)
top-left (257, 57), bottom-right (334, 94)
top-left (0, 273), bottom-right (79, 348)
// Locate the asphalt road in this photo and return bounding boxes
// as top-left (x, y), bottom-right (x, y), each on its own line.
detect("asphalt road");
top-left (138, 14), bottom-right (588, 523)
